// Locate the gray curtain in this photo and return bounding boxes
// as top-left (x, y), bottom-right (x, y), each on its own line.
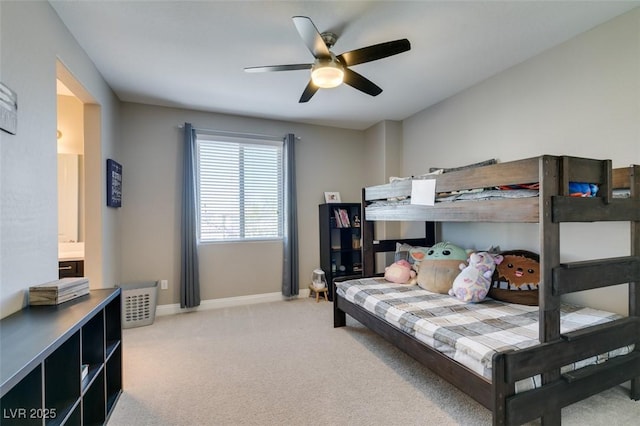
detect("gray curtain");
top-left (180, 123), bottom-right (200, 308)
top-left (282, 133), bottom-right (299, 297)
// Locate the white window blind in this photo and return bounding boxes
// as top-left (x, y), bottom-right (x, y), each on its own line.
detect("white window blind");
top-left (196, 134), bottom-right (283, 242)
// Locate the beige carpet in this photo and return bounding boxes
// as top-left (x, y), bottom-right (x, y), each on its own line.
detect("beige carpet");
top-left (108, 298), bottom-right (639, 425)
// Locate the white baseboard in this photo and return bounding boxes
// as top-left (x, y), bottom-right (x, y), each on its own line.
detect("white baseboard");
top-left (155, 288), bottom-right (312, 316)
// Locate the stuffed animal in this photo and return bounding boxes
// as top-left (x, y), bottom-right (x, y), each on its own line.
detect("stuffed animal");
top-left (416, 242), bottom-right (471, 294)
top-left (394, 243), bottom-right (429, 267)
top-left (569, 182), bottom-right (598, 197)
top-left (408, 246), bottom-right (428, 264)
top-left (384, 259), bottom-right (417, 284)
top-left (489, 250), bottom-right (540, 306)
top-left (449, 252), bottom-right (503, 303)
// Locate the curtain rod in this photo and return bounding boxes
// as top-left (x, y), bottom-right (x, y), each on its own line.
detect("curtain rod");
top-left (179, 125), bottom-right (298, 141)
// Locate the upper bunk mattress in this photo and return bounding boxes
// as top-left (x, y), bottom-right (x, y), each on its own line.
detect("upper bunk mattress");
top-left (336, 277), bottom-right (633, 393)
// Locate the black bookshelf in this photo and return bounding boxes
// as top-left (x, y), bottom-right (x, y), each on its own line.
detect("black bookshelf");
top-left (319, 203), bottom-right (363, 300)
top-left (0, 288), bottom-right (122, 425)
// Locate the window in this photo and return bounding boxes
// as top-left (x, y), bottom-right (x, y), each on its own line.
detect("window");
top-left (196, 134), bottom-right (283, 242)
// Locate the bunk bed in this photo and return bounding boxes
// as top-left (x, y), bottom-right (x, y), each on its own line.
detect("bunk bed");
top-left (333, 155), bottom-right (640, 425)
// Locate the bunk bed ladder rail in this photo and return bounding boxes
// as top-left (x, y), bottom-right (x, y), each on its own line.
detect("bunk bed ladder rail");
top-left (555, 161), bottom-right (640, 404)
top-left (495, 158), bottom-right (640, 425)
top-left (493, 317), bottom-right (640, 425)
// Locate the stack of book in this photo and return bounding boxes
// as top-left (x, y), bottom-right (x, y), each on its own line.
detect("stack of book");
top-left (333, 208), bottom-right (351, 228)
top-left (29, 277), bottom-right (90, 306)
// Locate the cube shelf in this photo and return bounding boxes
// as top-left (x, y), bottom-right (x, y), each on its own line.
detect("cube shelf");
top-left (319, 203), bottom-right (363, 300)
top-left (0, 288), bottom-right (122, 426)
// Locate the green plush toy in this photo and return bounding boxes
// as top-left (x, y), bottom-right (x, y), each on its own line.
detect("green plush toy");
top-left (417, 241), bottom-right (470, 294)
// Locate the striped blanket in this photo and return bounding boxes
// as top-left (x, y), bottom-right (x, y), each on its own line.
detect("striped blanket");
top-left (336, 277), bottom-right (633, 392)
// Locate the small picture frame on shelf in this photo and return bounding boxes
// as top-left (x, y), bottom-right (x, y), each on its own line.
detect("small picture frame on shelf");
top-left (324, 192), bottom-right (341, 203)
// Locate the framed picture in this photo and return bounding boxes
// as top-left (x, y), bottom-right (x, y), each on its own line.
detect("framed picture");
top-left (106, 159), bottom-right (122, 208)
top-left (324, 192), bottom-right (341, 203)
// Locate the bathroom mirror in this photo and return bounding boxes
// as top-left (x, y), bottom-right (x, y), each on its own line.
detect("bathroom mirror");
top-left (58, 153), bottom-right (84, 243)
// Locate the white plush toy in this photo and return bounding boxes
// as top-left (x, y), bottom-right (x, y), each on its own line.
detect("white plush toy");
top-left (449, 252), bottom-right (504, 303)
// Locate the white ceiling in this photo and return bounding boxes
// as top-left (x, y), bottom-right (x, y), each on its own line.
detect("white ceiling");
top-left (50, 1), bottom-right (639, 130)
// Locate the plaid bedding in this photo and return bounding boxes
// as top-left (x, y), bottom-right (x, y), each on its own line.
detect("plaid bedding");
top-left (336, 277), bottom-right (633, 392)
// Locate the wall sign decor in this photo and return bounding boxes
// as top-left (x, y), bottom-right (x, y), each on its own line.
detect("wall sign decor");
top-left (0, 82), bottom-right (18, 135)
top-left (106, 159), bottom-right (122, 207)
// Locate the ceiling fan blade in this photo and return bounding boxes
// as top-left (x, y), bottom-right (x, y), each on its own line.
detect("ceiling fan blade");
top-left (343, 68), bottom-right (382, 97)
top-left (337, 39), bottom-right (410, 67)
top-left (244, 64), bottom-right (312, 73)
top-left (292, 16), bottom-right (331, 59)
top-left (299, 81), bottom-right (319, 103)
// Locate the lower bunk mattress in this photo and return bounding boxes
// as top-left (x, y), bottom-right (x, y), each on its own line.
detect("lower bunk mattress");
top-left (336, 277), bottom-right (634, 393)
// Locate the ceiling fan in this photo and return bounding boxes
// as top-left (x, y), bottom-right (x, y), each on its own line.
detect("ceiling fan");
top-left (244, 16), bottom-right (411, 103)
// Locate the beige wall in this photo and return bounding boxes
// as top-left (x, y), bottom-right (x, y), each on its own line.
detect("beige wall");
top-left (402, 9), bottom-right (640, 315)
top-left (118, 103), bottom-right (365, 305)
top-left (363, 120), bottom-right (403, 187)
top-left (0, 1), bottom-right (121, 318)
top-left (364, 121), bottom-right (403, 271)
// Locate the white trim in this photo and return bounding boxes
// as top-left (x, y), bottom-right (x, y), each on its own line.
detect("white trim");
top-left (155, 288), bottom-right (312, 316)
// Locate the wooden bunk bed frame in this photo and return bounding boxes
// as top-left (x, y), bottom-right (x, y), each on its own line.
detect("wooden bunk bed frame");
top-left (333, 155), bottom-right (640, 425)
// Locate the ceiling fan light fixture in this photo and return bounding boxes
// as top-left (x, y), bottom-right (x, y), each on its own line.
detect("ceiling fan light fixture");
top-left (311, 60), bottom-right (344, 88)
top-left (247, 16), bottom-right (411, 102)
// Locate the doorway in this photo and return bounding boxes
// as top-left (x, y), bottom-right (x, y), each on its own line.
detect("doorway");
top-left (56, 60), bottom-right (101, 282)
